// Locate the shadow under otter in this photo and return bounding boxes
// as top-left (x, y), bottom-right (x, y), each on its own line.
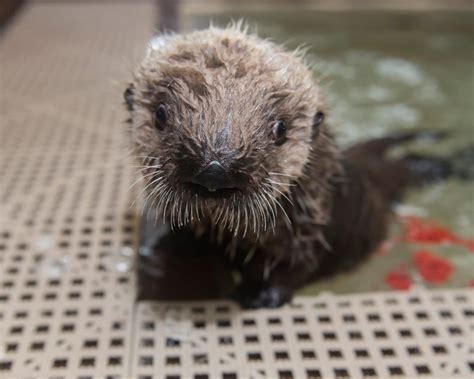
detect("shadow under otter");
top-left (137, 131), bottom-right (473, 308)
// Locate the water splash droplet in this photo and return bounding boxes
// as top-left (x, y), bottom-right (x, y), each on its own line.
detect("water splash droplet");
top-left (37, 258), bottom-right (65, 278)
top-left (35, 234), bottom-right (54, 251)
top-left (100, 246), bottom-right (135, 273)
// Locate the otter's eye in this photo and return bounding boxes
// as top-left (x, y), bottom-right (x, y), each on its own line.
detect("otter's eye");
top-left (313, 111), bottom-right (325, 128)
top-left (154, 104), bottom-right (168, 130)
top-left (272, 120), bottom-right (287, 144)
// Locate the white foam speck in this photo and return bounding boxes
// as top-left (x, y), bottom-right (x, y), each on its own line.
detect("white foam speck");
top-left (376, 58), bottom-right (424, 86)
top-left (374, 103), bottom-right (420, 126)
top-left (367, 85), bottom-right (393, 102)
top-left (120, 246), bottom-right (134, 257)
top-left (394, 204), bottom-right (427, 217)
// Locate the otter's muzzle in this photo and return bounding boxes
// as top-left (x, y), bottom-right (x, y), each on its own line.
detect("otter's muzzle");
top-left (190, 161), bottom-right (236, 192)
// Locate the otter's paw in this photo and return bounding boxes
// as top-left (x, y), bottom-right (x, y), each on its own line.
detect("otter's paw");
top-left (232, 285), bottom-right (291, 309)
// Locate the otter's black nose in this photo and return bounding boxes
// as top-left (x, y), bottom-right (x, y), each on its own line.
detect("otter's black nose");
top-left (191, 161), bottom-right (235, 192)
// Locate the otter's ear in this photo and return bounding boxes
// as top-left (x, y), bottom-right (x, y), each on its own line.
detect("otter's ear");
top-left (123, 83), bottom-right (134, 111)
top-left (312, 111), bottom-right (325, 139)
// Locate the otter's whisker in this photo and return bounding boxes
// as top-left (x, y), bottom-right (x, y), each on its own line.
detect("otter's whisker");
top-left (130, 164), bottom-right (161, 170)
top-left (128, 169), bottom-right (160, 191)
top-left (243, 204), bottom-right (249, 238)
top-left (169, 193), bottom-right (177, 230)
top-left (187, 198), bottom-right (192, 222)
top-left (274, 196), bottom-right (292, 226)
top-left (270, 185), bottom-right (293, 206)
top-left (194, 197), bottom-right (200, 222)
top-left (269, 171), bottom-right (297, 179)
top-left (258, 194), bottom-right (273, 234)
top-left (243, 245), bottom-right (257, 265)
top-left (265, 180), bottom-right (294, 206)
top-left (233, 196), bottom-right (241, 236)
top-left (131, 173), bottom-right (163, 209)
top-left (177, 192), bottom-right (184, 227)
top-left (139, 177), bottom-right (165, 210)
top-left (130, 155), bottom-right (162, 162)
top-left (214, 203), bottom-right (224, 225)
top-left (162, 187), bottom-right (173, 224)
top-left (259, 190), bottom-right (276, 230)
top-left (228, 202), bottom-right (235, 232)
top-left (254, 193), bottom-right (266, 233)
top-left (249, 194), bottom-right (261, 233)
top-left (175, 191), bottom-right (182, 228)
top-left (130, 166), bottom-right (161, 177)
top-left (145, 192), bottom-right (157, 221)
top-left (223, 202), bottom-right (232, 231)
top-left (268, 179), bottom-right (296, 187)
top-left (138, 172), bottom-right (164, 197)
top-left (182, 196), bottom-right (189, 226)
top-left (144, 181), bottom-right (166, 220)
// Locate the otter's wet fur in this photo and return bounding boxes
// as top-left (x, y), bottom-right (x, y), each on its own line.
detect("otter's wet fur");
top-left (125, 24), bottom-right (453, 308)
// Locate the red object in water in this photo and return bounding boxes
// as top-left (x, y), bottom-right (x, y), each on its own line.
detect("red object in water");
top-left (385, 269), bottom-right (412, 290)
top-left (469, 279), bottom-right (474, 288)
top-left (414, 250), bottom-right (454, 284)
top-left (405, 217), bottom-right (474, 252)
top-left (406, 217), bottom-right (457, 243)
top-left (465, 241), bottom-right (474, 253)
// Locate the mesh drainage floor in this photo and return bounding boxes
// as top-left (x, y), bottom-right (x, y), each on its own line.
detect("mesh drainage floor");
top-left (0, 2), bottom-right (473, 379)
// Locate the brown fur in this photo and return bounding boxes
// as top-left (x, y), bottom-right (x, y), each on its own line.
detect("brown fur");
top-left (126, 24), bottom-right (400, 308)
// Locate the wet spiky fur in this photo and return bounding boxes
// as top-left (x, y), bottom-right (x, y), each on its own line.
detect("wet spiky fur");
top-left (126, 24), bottom-right (394, 308)
top-left (128, 25), bottom-right (341, 246)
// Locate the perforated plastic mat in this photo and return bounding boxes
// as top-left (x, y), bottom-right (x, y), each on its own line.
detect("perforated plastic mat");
top-left (0, 3), bottom-right (473, 379)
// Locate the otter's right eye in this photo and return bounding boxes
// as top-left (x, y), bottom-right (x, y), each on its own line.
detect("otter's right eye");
top-left (154, 104), bottom-right (168, 130)
top-left (272, 120), bottom-right (287, 144)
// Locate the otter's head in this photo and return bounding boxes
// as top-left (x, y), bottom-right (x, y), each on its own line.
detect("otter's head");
top-left (126, 25), bottom-right (332, 235)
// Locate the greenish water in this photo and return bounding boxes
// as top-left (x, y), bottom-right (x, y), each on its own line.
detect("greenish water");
top-left (190, 10), bottom-right (474, 293)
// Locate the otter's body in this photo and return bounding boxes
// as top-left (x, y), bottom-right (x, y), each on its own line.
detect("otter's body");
top-left (126, 25), bottom-right (457, 308)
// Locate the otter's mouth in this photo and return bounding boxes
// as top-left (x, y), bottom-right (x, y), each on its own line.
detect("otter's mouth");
top-left (186, 182), bottom-right (240, 199)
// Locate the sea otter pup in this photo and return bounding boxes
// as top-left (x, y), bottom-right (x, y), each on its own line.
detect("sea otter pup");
top-left (125, 24), bottom-right (462, 308)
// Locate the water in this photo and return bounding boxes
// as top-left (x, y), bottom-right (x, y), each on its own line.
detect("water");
top-left (190, 10), bottom-right (474, 293)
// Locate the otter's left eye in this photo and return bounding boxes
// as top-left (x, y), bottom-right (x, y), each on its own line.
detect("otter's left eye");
top-left (313, 111), bottom-right (325, 128)
top-left (272, 120), bottom-right (287, 144)
top-left (154, 104), bottom-right (168, 130)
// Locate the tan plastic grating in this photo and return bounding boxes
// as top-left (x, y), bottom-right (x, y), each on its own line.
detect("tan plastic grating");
top-left (129, 290), bottom-right (474, 379)
top-left (0, 3), bottom-right (473, 379)
top-left (0, 2), bottom-right (153, 378)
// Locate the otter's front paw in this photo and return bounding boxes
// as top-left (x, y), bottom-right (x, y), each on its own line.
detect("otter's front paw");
top-left (232, 285), bottom-right (291, 309)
